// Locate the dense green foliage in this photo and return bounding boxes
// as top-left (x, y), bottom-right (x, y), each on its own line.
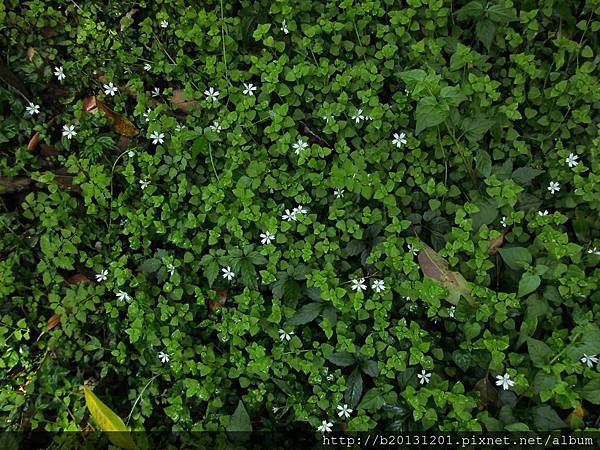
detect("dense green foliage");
top-left (1, 0), bottom-right (600, 447)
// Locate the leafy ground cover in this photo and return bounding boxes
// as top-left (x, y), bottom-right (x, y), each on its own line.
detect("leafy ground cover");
top-left (1, 0), bottom-right (600, 447)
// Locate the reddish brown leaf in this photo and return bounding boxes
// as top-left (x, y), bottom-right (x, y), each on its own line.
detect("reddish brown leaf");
top-left (171, 89), bottom-right (200, 113)
top-left (487, 229), bottom-right (508, 255)
top-left (117, 136), bottom-right (130, 150)
top-left (474, 377), bottom-right (499, 410)
top-left (97, 102), bottom-right (139, 137)
top-left (28, 132), bottom-right (41, 152)
top-left (40, 144), bottom-right (60, 156)
top-left (65, 274), bottom-right (91, 285)
top-left (83, 95), bottom-right (99, 113)
top-left (46, 314), bottom-right (61, 330)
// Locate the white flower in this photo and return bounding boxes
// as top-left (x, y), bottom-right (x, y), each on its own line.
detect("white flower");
top-left (54, 66), bottom-right (65, 81)
top-left (260, 231), bottom-right (275, 245)
top-left (371, 279), bottom-right (385, 293)
top-left (243, 82), bottom-right (257, 96)
top-left (580, 354), bottom-right (598, 368)
top-left (365, 115), bottom-right (373, 120)
top-left (150, 131), bottom-right (165, 145)
top-left (281, 20), bottom-right (289, 34)
top-left (336, 404), bottom-right (353, 419)
top-left (588, 247), bottom-right (600, 256)
top-left (143, 108), bottom-right (152, 122)
top-left (160, 20), bottom-right (168, 28)
top-left (175, 124), bottom-right (186, 132)
top-left (334, 189), bottom-right (345, 199)
top-left (158, 351), bottom-right (170, 363)
top-left (222, 266), bottom-right (235, 281)
top-left (209, 121), bottom-right (222, 132)
top-left (351, 278), bottom-right (367, 292)
top-left (282, 209), bottom-right (297, 221)
top-left (417, 370), bottom-right (431, 385)
top-left (501, 216), bottom-right (507, 227)
top-left (62, 124), bottom-right (77, 140)
top-left (143, 63), bottom-right (152, 71)
top-left (95, 270), bottom-right (108, 282)
top-left (292, 139), bottom-right (308, 155)
top-left (204, 87), bottom-right (220, 102)
top-left (566, 153), bottom-right (579, 168)
top-left (278, 329), bottom-right (294, 341)
top-left (116, 290), bottom-right (131, 302)
top-left (166, 263), bottom-right (175, 278)
top-left (547, 181), bottom-right (560, 194)
top-left (326, 374), bottom-right (334, 381)
top-left (323, 115), bottom-right (333, 123)
top-left (25, 103), bottom-right (40, 116)
top-left (538, 210), bottom-right (549, 216)
top-left (139, 178), bottom-right (150, 190)
top-left (317, 420), bottom-right (333, 434)
top-left (495, 373), bottom-right (515, 390)
top-left (127, 150), bottom-right (135, 157)
top-left (407, 243), bottom-right (419, 256)
top-left (449, 306), bottom-right (456, 318)
top-left (152, 87), bottom-right (161, 97)
top-left (351, 109), bottom-right (364, 123)
top-left (392, 132), bottom-right (407, 148)
top-left (103, 82), bottom-right (118, 96)
top-left (294, 205), bottom-right (308, 215)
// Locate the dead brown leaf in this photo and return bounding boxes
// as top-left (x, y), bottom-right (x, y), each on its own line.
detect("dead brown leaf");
top-left (40, 144), bottom-right (60, 156)
top-left (473, 377), bottom-right (500, 411)
top-left (46, 314), bottom-right (61, 330)
top-left (65, 274), bottom-right (91, 285)
top-left (487, 229), bottom-right (508, 255)
top-left (565, 403), bottom-right (585, 427)
top-left (28, 132), bottom-right (41, 152)
top-left (26, 47), bottom-right (37, 61)
top-left (82, 96), bottom-right (139, 137)
top-left (171, 89), bottom-right (200, 113)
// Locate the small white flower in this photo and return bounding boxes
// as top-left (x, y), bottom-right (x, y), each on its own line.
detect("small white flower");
top-left (127, 150), bottom-right (135, 157)
top-left (501, 216), bottom-right (507, 227)
top-left (417, 370), bottom-right (431, 385)
top-left (150, 131), bottom-right (165, 145)
top-left (175, 124), bottom-right (186, 132)
top-left (281, 20), bottom-right (289, 34)
top-left (116, 290), bottom-right (131, 302)
top-left (392, 132), bottom-right (407, 148)
top-left (282, 209), bottom-right (297, 221)
top-left (272, 406), bottom-right (279, 413)
top-left (547, 181), bottom-right (560, 194)
top-left (323, 115), bottom-right (333, 123)
top-left (566, 153), bottom-right (579, 168)
top-left (365, 115), bottom-right (373, 120)
top-left (160, 20), bottom-right (168, 28)
top-left (95, 270), bottom-right (108, 282)
top-left (158, 351), bottom-right (170, 363)
top-left (209, 121), bottom-right (222, 132)
top-left (279, 329), bottom-right (294, 341)
top-left (449, 306), bottom-right (456, 318)
top-left (334, 189), bottom-right (345, 199)
top-left (317, 420), bottom-right (333, 434)
top-left (407, 243), bottom-right (419, 256)
top-left (292, 138), bottom-right (309, 155)
top-left (103, 82), bottom-right (118, 96)
top-left (166, 263), bottom-right (175, 278)
top-left (351, 109), bottom-right (364, 123)
top-left (143, 108), bottom-right (152, 122)
top-left (62, 124), bottom-right (77, 140)
top-left (243, 82), bottom-right (257, 96)
top-left (143, 63), bottom-right (152, 71)
top-left (204, 87), bottom-right (220, 102)
top-left (294, 205), bottom-right (308, 215)
top-left (336, 404), bottom-right (353, 419)
top-left (538, 210), bottom-right (549, 216)
top-left (580, 354), bottom-right (598, 368)
top-left (260, 231), bottom-right (275, 245)
top-left (404, 88), bottom-right (409, 95)
top-left (151, 87), bottom-right (161, 97)
top-left (371, 279), bottom-right (385, 293)
top-left (54, 66), bottom-right (65, 81)
top-left (351, 278), bottom-right (367, 292)
top-left (25, 103), bottom-right (40, 116)
top-left (326, 374), bottom-right (334, 381)
top-left (139, 178), bottom-right (150, 190)
top-left (495, 373), bottom-right (515, 390)
top-left (222, 266), bottom-right (235, 281)
top-left (588, 247), bottom-right (600, 256)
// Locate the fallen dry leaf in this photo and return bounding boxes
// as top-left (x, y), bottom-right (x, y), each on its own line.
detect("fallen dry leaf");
top-left (27, 47), bottom-right (37, 61)
top-left (83, 96), bottom-right (139, 137)
top-left (65, 274), bottom-right (91, 285)
top-left (171, 89), bottom-right (200, 113)
top-left (28, 132), bottom-right (41, 152)
top-left (473, 377), bottom-right (499, 410)
top-left (40, 144), bottom-right (60, 157)
top-left (487, 229), bottom-right (508, 255)
top-left (46, 314), bottom-right (61, 330)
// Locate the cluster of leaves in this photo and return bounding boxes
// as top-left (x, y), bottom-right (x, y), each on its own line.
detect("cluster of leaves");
top-left (1, 0), bottom-right (600, 447)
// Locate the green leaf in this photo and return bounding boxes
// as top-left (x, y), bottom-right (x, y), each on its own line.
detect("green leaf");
top-left (361, 359), bottom-right (379, 378)
top-left (326, 352), bottom-right (356, 367)
top-left (461, 117), bottom-right (495, 142)
top-left (518, 273), bottom-right (541, 297)
top-left (227, 400), bottom-right (252, 440)
top-left (345, 368), bottom-right (363, 408)
top-left (288, 302), bottom-right (323, 326)
top-left (138, 258), bottom-right (161, 273)
top-left (487, 4), bottom-right (517, 23)
top-left (471, 198), bottom-right (498, 229)
top-left (83, 387), bottom-right (136, 450)
top-left (357, 388), bottom-right (384, 411)
top-left (527, 338), bottom-right (551, 368)
top-left (252, 23), bottom-right (271, 41)
top-left (476, 19), bottom-right (496, 51)
top-left (579, 379), bottom-right (600, 404)
top-left (499, 247), bottom-right (532, 270)
top-left (452, 350), bottom-right (472, 371)
top-left (415, 97), bottom-right (449, 134)
top-left (455, 1), bottom-right (485, 20)
top-left (512, 167), bottom-right (544, 185)
top-left (532, 405), bottom-right (566, 430)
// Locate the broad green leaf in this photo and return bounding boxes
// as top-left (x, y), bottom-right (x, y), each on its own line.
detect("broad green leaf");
top-left (138, 258), bottom-right (161, 273)
top-left (498, 247), bottom-right (532, 270)
top-left (471, 198), bottom-right (498, 229)
top-left (462, 117), bottom-right (495, 142)
top-left (357, 388), bottom-right (384, 411)
top-left (417, 244), bottom-right (475, 305)
top-left (518, 273), bottom-right (541, 297)
top-left (532, 405), bottom-right (566, 430)
top-left (512, 167), bottom-right (544, 185)
top-left (415, 97), bottom-right (449, 134)
top-left (288, 302), bottom-right (323, 326)
top-left (326, 352), bottom-right (356, 367)
top-left (455, 1), bottom-right (485, 20)
top-left (579, 379), bottom-right (600, 404)
top-left (345, 368), bottom-right (363, 408)
top-left (83, 387), bottom-right (136, 450)
top-left (227, 400), bottom-right (252, 441)
top-left (527, 338), bottom-right (551, 368)
top-left (360, 359), bottom-right (379, 378)
top-left (476, 19), bottom-right (496, 51)
top-left (487, 4), bottom-right (517, 23)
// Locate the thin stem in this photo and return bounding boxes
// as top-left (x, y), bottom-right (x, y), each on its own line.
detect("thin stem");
top-left (107, 150), bottom-right (130, 233)
top-left (126, 374), bottom-right (159, 426)
top-left (548, 331), bottom-right (582, 365)
top-left (208, 143), bottom-right (220, 181)
top-left (220, 0), bottom-right (228, 81)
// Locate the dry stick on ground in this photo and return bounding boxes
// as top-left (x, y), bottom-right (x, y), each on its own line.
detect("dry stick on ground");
top-left (300, 121), bottom-right (332, 148)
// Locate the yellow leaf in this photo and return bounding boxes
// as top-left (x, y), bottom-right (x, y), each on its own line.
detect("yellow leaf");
top-left (83, 386), bottom-right (136, 449)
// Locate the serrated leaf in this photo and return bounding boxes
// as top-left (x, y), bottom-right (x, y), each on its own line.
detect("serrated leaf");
top-left (326, 352), bottom-right (356, 367)
top-left (138, 258), bottom-right (161, 273)
top-left (288, 302), bottom-right (323, 326)
top-left (83, 387), bottom-right (136, 449)
top-left (455, 1), bottom-right (485, 20)
top-left (476, 19), bottom-right (496, 51)
top-left (487, 4), bottom-right (517, 23)
top-left (512, 166), bottom-right (544, 185)
top-left (418, 244), bottom-right (474, 305)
